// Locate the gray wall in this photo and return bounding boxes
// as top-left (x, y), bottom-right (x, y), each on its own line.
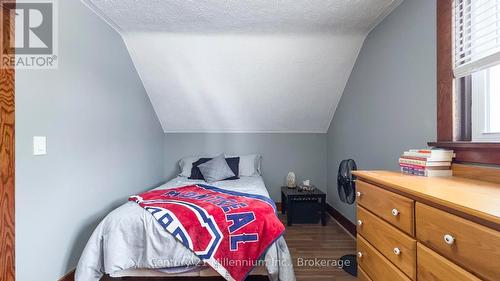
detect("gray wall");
top-left (164, 133), bottom-right (327, 200)
top-left (14, 0), bottom-right (437, 280)
top-left (15, 1), bottom-right (165, 281)
top-left (326, 0), bottom-right (437, 222)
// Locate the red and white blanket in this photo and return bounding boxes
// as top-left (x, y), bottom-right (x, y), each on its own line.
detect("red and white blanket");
top-left (129, 184), bottom-right (285, 281)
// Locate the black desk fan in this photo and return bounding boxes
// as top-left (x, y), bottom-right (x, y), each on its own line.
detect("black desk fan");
top-left (337, 159), bottom-right (358, 277)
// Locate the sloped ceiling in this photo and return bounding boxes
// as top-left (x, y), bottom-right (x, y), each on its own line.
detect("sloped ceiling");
top-left (82, 0), bottom-right (402, 133)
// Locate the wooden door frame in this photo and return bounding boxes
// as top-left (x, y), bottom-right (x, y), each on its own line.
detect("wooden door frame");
top-left (1, 0), bottom-right (15, 280)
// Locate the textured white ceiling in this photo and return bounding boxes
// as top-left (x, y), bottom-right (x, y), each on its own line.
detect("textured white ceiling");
top-left (82, 0), bottom-right (402, 132)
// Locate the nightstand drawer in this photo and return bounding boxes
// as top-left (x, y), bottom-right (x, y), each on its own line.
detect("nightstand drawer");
top-left (416, 203), bottom-right (500, 280)
top-left (357, 206), bottom-right (416, 280)
top-left (417, 243), bottom-right (480, 281)
top-left (357, 235), bottom-right (411, 281)
top-left (357, 180), bottom-right (415, 236)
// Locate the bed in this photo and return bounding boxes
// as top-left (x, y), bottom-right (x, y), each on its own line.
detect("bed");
top-left (75, 175), bottom-right (296, 281)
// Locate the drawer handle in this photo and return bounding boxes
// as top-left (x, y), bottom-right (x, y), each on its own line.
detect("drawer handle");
top-left (357, 220), bottom-right (363, 226)
top-left (391, 208), bottom-right (400, 216)
top-left (357, 251), bottom-right (363, 258)
top-left (356, 191), bottom-right (362, 198)
top-left (393, 247), bottom-right (401, 255)
top-left (444, 234), bottom-right (455, 245)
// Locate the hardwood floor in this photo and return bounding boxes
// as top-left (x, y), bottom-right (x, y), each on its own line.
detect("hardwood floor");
top-left (281, 214), bottom-right (357, 281)
top-left (99, 214), bottom-right (357, 281)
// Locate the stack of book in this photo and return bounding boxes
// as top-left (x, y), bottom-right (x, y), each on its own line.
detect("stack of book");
top-left (399, 149), bottom-right (455, 177)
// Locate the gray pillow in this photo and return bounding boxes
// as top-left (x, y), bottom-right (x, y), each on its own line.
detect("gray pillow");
top-left (197, 154), bottom-right (236, 183)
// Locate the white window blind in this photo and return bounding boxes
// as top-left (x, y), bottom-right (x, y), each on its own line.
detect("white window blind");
top-left (454, 0), bottom-right (500, 78)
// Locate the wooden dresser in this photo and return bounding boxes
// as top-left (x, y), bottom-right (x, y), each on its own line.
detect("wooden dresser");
top-left (353, 166), bottom-right (500, 281)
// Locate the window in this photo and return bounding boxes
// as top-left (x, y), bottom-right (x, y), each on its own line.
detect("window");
top-left (431, 0), bottom-right (500, 165)
top-left (454, 0), bottom-right (500, 77)
top-left (455, 0), bottom-right (500, 142)
top-left (472, 64), bottom-right (500, 141)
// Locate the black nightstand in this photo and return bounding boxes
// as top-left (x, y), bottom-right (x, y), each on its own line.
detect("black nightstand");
top-left (281, 186), bottom-right (326, 226)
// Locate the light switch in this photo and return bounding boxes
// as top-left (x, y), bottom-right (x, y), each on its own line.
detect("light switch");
top-left (33, 136), bottom-right (47, 155)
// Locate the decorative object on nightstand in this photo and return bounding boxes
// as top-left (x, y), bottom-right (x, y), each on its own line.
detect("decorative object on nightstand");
top-left (281, 186), bottom-right (326, 226)
top-left (286, 171), bottom-right (296, 188)
top-left (297, 180), bottom-right (316, 192)
top-left (298, 179), bottom-right (316, 192)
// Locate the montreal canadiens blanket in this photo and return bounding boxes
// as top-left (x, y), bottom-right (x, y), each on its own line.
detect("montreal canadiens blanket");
top-left (129, 184), bottom-right (285, 281)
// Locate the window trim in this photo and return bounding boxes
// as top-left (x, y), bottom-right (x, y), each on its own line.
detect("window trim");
top-left (436, 0), bottom-right (454, 142)
top-left (432, 0), bottom-right (500, 165)
top-left (0, 2), bottom-right (16, 280)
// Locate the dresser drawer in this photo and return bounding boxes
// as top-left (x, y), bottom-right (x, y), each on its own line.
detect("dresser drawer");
top-left (416, 203), bottom-right (500, 280)
top-left (357, 180), bottom-right (415, 236)
top-left (417, 243), bottom-right (480, 281)
top-left (357, 235), bottom-right (411, 281)
top-left (358, 266), bottom-right (373, 281)
top-left (357, 206), bottom-right (416, 279)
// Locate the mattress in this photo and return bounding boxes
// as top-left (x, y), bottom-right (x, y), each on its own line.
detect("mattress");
top-left (75, 176), bottom-right (295, 281)
top-left (111, 264), bottom-right (268, 278)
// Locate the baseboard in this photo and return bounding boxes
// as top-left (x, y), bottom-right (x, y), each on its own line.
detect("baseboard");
top-left (58, 269), bottom-right (75, 281)
top-left (326, 204), bottom-right (356, 237)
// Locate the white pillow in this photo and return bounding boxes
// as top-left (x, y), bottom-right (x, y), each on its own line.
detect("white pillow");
top-left (178, 156), bottom-right (202, 177)
top-left (228, 154), bottom-right (262, 176)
